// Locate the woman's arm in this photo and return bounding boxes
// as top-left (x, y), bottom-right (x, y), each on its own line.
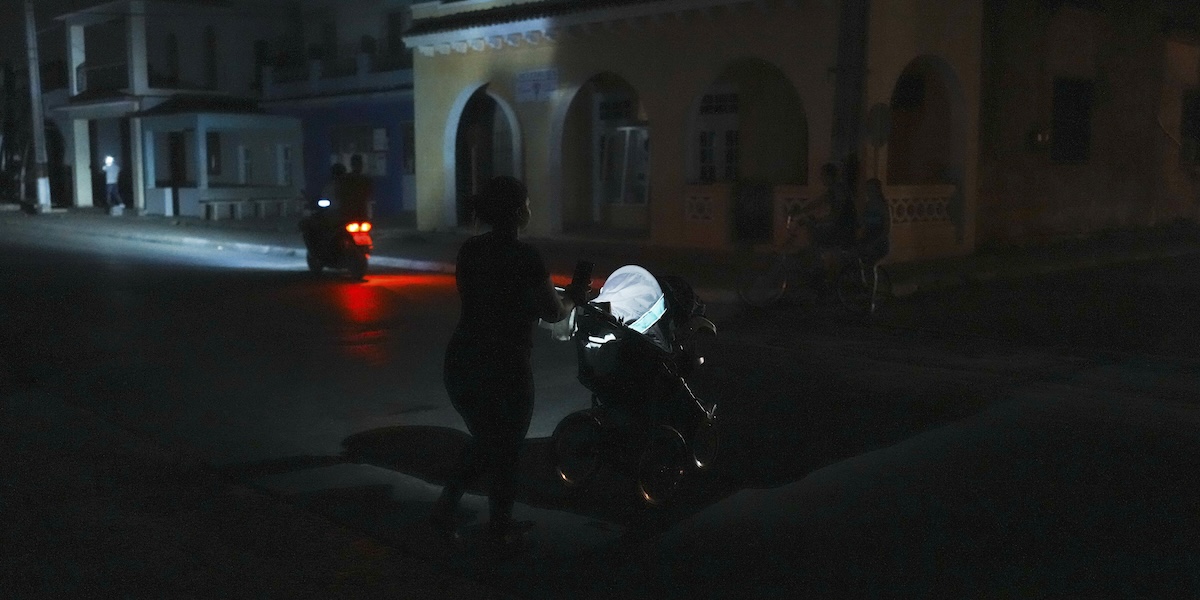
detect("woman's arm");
top-left (535, 276), bottom-right (575, 323)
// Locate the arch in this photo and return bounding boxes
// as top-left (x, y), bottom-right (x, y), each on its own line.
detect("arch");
top-left (551, 71), bottom-right (650, 235)
top-left (886, 54), bottom-right (968, 238)
top-left (686, 56), bottom-right (809, 243)
top-left (441, 84), bottom-right (522, 229)
top-left (887, 55), bottom-right (967, 184)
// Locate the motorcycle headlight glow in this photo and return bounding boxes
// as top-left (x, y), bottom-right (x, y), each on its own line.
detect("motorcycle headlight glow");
top-left (317, 198), bottom-right (331, 208)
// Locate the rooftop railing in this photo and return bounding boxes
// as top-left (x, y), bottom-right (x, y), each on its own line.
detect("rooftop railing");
top-left (261, 41), bottom-right (414, 100)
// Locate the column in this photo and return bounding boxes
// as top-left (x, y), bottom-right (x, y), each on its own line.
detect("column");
top-left (126, 0), bottom-right (148, 94)
top-left (130, 117), bottom-right (145, 212)
top-left (195, 122), bottom-right (209, 189)
top-left (67, 24), bottom-right (85, 96)
top-left (70, 118), bottom-right (93, 207)
top-left (142, 127), bottom-right (155, 189)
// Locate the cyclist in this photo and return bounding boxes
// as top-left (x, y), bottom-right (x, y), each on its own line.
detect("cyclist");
top-left (855, 178), bottom-right (890, 265)
top-left (782, 162), bottom-right (852, 294)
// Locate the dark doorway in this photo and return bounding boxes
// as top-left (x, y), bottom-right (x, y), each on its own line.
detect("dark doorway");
top-left (455, 90), bottom-right (497, 226)
top-left (168, 131), bottom-right (186, 215)
top-left (44, 121), bottom-right (68, 208)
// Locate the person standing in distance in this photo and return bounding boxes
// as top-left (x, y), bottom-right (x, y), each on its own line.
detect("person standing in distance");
top-left (429, 175), bottom-right (580, 551)
top-left (102, 156), bottom-right (124, 209)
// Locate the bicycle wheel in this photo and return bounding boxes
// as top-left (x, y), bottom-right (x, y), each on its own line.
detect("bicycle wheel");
top-left (738, 254), bottom-right (790, 308)
top-left (837, 261), bottom-right (892, 316)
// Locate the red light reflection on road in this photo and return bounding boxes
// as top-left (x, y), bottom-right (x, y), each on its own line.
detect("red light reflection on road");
top-left (331, 273), bottom-right (455, 366)
top-left (362, 273), bottom-right (456, 290)
top-left (334, 281), bottom-right (387, 324)
top-left (332, 282), bottom-right (389, 366)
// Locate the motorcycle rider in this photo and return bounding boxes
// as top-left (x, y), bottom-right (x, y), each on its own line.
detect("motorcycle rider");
top-left (301, 163), bottom-right (347, 250)
top-left (339, 154), bottom-right (373, 222)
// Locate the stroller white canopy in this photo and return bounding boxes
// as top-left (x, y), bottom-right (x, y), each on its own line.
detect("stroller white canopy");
top-left (593, 265), bottom-right (666, 334)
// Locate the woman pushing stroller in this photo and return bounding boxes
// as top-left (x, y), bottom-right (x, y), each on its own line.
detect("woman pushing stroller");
top-left (428, 176), bottom-right (585, 551)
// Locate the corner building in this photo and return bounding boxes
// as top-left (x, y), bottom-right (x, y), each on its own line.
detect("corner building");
top-left (403, 0), bottom-right (982, 263)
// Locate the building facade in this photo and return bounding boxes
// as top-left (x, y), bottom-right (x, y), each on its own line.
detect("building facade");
top-left (402, 0), bottom-right (982, 263)
top-left (260, 0), bottom-right (420, 220)
top-left (978, 0), bottom-right (1200, 245)
top-left (49, 0), bottom-right (304, 219)
top-left (403, 0), bottom-right (1200, 264)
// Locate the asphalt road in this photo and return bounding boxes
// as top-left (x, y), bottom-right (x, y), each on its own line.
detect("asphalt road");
top-left (3, 226), bottom-right (1199, 597)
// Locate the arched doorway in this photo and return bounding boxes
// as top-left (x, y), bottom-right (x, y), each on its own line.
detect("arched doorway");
top-left (689, 58), bottom-right (807, 244)
top-left (887, 55), bottom-right (967, 239)
top-left (558, 72), bottom-right (650, 235)
top-left (452, 86), bottom-right (518, 226)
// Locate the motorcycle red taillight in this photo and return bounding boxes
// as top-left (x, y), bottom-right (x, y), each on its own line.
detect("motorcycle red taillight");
top-left (345, 221), bottom-right (373, 247)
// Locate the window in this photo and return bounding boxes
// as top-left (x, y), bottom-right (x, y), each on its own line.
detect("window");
top-left (331, 124), bottom-right (388, 176)
top-left (165, 34), bottom-right (179, 86)
top-left (694, 87), bottom-right (739, 183)
top-left (387, 11), bottom-right (408, 53)
top-left (1182, 89), bottom-right (1200, 166)
top-left (700, 93), bottom-right (739, 115)
top-left (278, 145), bottom-right (293, 186)
top-left (206, 131), bottom-right (221, 175)
top-left (599, 99), bottom-right (632, 121)
top-left (204, 26), bottom-right (218, 89)
top-left (1050, 78), bottom-right (1094, 163)
top-left (238, 145), bottom-right (252, 184)
top-left (698, 131), bottom-right (716, 183)
top-left (724, 130), bottom-right (740, 181)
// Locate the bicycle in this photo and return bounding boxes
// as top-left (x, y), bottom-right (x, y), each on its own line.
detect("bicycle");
top-left (738, 239), bottom-right (892, 315)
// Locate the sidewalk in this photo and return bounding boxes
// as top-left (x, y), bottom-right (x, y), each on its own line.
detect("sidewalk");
top-left (7, 204), bottom-right (1200, 303)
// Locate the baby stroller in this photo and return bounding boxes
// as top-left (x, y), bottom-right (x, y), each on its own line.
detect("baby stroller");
top-left (544, 264), bottom-right (718, 507)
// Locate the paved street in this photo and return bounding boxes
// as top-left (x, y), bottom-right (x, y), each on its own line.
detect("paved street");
top-left (2, 213), bottom-right (1199, 597)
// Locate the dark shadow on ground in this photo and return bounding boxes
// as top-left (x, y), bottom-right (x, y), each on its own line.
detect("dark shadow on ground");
top-left (339, 425), bottom-right (702, 534)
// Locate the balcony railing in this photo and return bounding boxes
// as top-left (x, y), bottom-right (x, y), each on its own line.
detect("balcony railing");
top-left (681, 181), bottom-right (964, 260)
top-left (74, 62), bottom-right (128, 94)
top-left (262, 43), bottom-right (414, 100)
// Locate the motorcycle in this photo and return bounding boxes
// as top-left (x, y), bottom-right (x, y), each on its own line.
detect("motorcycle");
top-left (300, 197), bottom-right (373, 280)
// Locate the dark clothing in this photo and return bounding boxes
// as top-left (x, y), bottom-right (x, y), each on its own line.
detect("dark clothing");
top-left (452, 232), bottom-right (550, 350)
top-left (435, 230), bottom-right (550, 529)
top-left (829, 182), bottom-right (857, 248)
top-left (106, 183), bottom-right (124, 207)
top-left (441, 339), bottom-right (534, 524)
top-left (857, 190), bottom-right (891, 263)
top-left (339, 172), bottom-right (372, 221)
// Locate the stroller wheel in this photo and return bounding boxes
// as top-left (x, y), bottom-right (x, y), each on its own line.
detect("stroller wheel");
top-left (691, 414), bottom-right (719, 471)
top-left (551, 410), bottom-right (603, 489)
top-left (637, 426), bottom-right (688, 507)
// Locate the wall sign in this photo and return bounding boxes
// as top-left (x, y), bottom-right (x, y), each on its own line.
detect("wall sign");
top-left (516, 68), bottom-right (558, 103)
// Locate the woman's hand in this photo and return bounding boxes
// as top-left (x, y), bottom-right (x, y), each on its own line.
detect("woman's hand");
top-left (537, 277), bottom-right (575, 323)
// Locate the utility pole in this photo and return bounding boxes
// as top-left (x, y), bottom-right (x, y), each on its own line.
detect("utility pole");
top-left (25, 0), bottom-right (51, 213)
